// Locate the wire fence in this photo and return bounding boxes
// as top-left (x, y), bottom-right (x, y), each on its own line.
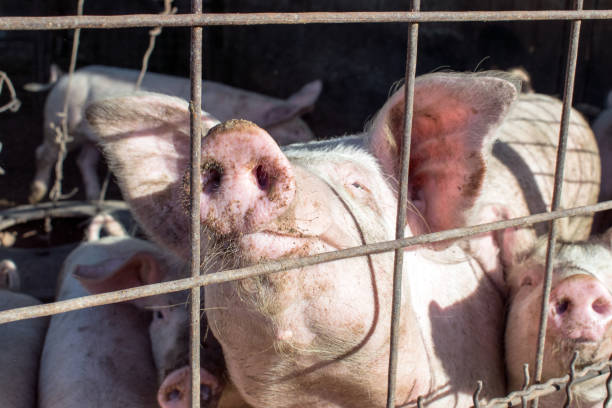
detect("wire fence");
top-left (1, 2), bottom-right (611, 408)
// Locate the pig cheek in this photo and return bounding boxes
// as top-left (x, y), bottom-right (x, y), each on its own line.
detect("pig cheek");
top-left (505, 288), bottom-right (543, 391)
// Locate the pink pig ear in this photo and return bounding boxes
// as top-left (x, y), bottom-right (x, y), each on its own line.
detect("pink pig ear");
top-left (74, 252), bottom-right (163, 307)
top-left (86, 93), bottom-right (220, 257)
top-left (260, 79), bottom-right (323, 127)
top-left (368, 73), bottom-right (518, 232)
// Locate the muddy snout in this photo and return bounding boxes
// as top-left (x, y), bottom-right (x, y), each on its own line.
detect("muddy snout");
top-left (549, 274), bottom-right (612, 342)
top-left (199, 120), bottom-right (296, 235)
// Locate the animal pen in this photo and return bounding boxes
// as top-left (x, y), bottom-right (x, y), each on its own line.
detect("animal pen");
top-left (1, 1), bottom-right (612, 407)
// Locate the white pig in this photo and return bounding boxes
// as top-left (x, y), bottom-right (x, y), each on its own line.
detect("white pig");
top-left (29, 65), bottom-right (322, 203)
top-left (592, 90), bottom-right (612, 234)
top-left (86, 71), bottom-right (600, 407)
top-left (0, 260), bottom-right (48, 408)
top-left (505, 230), bottom-right (612, 407)
top-left (70, 214), bottom-right (243, 408)
top-left (38, 236), bottom-right (163, 408)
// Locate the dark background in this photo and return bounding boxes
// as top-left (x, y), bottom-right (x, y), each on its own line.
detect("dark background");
top-left (0, 0), bottom-right (611, 206)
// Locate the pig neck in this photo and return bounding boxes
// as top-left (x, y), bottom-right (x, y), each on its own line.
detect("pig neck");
top-left (407, 245), bottom-right (507, 405)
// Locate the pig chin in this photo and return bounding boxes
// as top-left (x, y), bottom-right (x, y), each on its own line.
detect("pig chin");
top-left (546, 336), bottom-right (611, 375)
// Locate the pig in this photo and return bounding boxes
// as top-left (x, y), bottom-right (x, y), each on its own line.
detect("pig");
top-left (86, 71), bottom-right (600, 407)
top-left (505, 230), bottom-right (612, 407)
top-left (592, 90), bottom-right (612, 234)
top-left (68, 213), bottom-right (245, 408)
top-left (29, 65), bottom-right (322, 203)
top-left (38, 235), bottom-right (164, 407)
top-left (0, 260), bottom-right (48, 408)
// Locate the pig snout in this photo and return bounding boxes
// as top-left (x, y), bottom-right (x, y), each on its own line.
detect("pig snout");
top-left (157, 366), bottom-right (222, 408)
top-left (200, 119), bottom-right (295, 235)
top-left (549, 275), bottom-right (612, 342)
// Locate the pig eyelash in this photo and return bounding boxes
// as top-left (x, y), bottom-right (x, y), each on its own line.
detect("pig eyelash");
top-left (351, 181), bottom-right (366, 190)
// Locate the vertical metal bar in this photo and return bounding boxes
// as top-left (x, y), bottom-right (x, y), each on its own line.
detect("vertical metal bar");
top-left (386, 1), bottom-right (420, 407)
top-left (532, 1), bottom-right (583, 407)
top-left (189, 0), bottom-right (203, 407)
top-left (563, 351), bottom-right (579, 408)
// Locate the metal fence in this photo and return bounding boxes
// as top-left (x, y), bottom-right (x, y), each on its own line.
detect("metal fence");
top-left (1, 1), bottom-right (612, 407)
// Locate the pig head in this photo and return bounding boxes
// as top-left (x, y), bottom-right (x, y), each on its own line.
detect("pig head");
top-left (505, 231), bottom-right (612, 407)
top-left (87, 72), bottom-right (599, 407)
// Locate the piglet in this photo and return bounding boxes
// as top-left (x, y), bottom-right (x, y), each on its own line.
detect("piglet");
top-left (505, 230), bottom-right (612, 407)
top-left (38, 234), bottom-right (163, 407)
top-left (0, 260), bottom-right (48, 408)
top-left (69, 214), bottom-right (242, 407)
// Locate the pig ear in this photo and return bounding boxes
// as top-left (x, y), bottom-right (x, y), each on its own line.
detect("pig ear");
top-left (74, 252), bottom-right (163, 305)
top-left (86, 93), bottom-right (219, 256)
top-left (368, 73), bottom-right (517, 232)
top-left (260, 79), bottom-right (323, 127)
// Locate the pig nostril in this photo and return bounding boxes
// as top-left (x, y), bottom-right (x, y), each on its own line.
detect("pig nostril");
top-left (200, 384), bottom-right (212, 403)
top-left (556, 299), bottom-right (570, 315)
top-left (202, 168), bottom-right (222, 195)
top-left (165, 388), bottom-right (182, 401)
top-left (254, 164), bottom-right (270, 191)
top-left (592, 298), bottom-right (611, 315)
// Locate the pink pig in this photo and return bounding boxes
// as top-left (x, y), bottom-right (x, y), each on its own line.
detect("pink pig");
top-left (506, 230), bottom-right (612, 407)
top-left (0, 261), bottom-right (48, 408)
top-left (87, 72), bottom-right (599, 407)
top-left (29, 65), bottom-right (322, 203)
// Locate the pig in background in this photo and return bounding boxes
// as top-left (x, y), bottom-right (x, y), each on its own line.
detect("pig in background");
top-left (0, 259), bottom-right (48, 408)
top-left (38, 218), bottom-right (161, 408)
top-left (39, 213), bottom-right (247, 408)
top-left (28, 65), bottom-right (322, 203)
top-left (505, 230), bottom-right (612, 408)
top-left (86, 70), bottom-right (599, 407)
top-left (592, 90), bottom-right (612, 234)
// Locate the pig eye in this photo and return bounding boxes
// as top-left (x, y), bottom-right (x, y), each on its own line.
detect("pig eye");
top-left (348, 181), bottom-right (370, 193)
top-left (520, 276), bottom-right (533, 287)
top-left (155, 310), bottom-right (164, 320)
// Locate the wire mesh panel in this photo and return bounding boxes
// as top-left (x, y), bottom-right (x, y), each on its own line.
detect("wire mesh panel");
top-left (0, 2), bottom-right (611, 408)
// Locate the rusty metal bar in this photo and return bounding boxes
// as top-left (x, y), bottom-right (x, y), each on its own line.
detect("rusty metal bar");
top-left (1, 200), bottom-right (611, 325)
top-left (189, 0), bottom-right (203, 406)
top-left (0, 200), bottom-right (128, 230)
top-left (1, 10), bottom-right (612, 30)
top-left (387, 0), bottom-right (419, 406)
top-left (532, 2), bottom-right (583, 406)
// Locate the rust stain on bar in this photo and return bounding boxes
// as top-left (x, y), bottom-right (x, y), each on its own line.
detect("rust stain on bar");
top-left (1, 10), bottom-right (612, 30)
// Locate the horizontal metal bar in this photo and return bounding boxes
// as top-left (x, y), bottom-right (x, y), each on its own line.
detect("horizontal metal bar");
top-left (484, 359), bottom-right (612, 407)
top-left (0, 200), bottom-right (128, 230)
top-left (1, 10), bottom-right (612, 30)
top-left (1, 200), bottom-right (611, 325)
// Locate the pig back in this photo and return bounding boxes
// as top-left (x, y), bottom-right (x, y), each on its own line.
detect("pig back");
top-left (39, 242), bottom-right (158, 408)
top-left (477, 93), bottom-right (600, 241)
top-left (0, 290), bottom-right (48, 408)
